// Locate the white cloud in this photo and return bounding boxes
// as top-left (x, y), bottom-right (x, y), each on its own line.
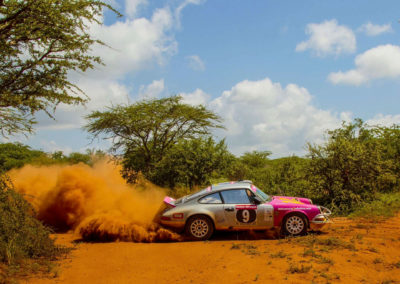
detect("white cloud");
top-left (209, 77), bottom-right (349, 156)
top-left (328, 44), bottom-right (400, 85)
top-left (186, 55), bottom-right (205, 71)
top-left (366, 114), bottom-right (400, 127)
top-left (88, 7), bottom-right (176, 79)
top-left (138, 79), bottom-right (165, 99)
top-left (125, 0), bottom-right (148, 18)
top-left (175, 0), bottom-right (205, 28)
top-left (358, 22), bottom-right (392, 36)
top-left (296, 19), bottom-right (356, 56)
top-left (180, 89), bottom-right (210, 105)
top-left (34, 1), bottom-right (205, 131)
top-left (36, 79), bottom-right (130, 130)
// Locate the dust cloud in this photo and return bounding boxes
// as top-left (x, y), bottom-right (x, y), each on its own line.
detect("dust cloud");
top-left (8, 160), bottom-right (181, 242)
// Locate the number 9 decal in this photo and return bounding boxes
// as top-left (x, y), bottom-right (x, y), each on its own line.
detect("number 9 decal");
top-left (236, 209), bottom-right (256, 223)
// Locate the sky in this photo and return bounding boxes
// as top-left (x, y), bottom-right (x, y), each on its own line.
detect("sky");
top-left (6, 0), bottom-right (400, 157)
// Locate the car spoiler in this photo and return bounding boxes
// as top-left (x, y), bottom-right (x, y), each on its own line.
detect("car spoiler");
top-left (163, 196), bottom-right (176, 208)
top-left (153, 196), bottom-right (176, 224)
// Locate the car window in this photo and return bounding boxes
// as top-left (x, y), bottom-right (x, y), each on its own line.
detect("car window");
top-left (199, 193), bottom-right (222, 204)
top-left (221, 189), bottom-right (251, 204)
top-left (246, 189), bottom-right (255, 198)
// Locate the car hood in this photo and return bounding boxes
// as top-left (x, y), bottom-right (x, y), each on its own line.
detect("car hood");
top-left (270, 196), bottom-right (313, 205)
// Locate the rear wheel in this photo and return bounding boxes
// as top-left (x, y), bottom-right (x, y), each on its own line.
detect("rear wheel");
top-left (185, 215), bottom-right (214, 241)
top-left (282, 213), bottom-right (307, 236)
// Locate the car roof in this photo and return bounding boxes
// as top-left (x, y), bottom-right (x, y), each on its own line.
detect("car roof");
top-left (182, 181), bottom-right (255, 203)
top-left (209, 181), bottom-right (253, 192)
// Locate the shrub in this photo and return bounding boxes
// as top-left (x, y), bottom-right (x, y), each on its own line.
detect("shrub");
top-left (0, 173), bottom-right (62, 265)
top-left (349, 192), bottom-right (400, 219)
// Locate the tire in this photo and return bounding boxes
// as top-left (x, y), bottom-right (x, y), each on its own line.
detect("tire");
top-left (185, 215), bottom-right (214, 241)
top-left (282, 213), bottom-right (307, 236)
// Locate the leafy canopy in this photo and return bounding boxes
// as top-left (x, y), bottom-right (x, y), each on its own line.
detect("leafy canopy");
top-left (84, 96), bottom-right (224, 182)
top-left (153, 137), bottom-right (232, 189)
top-left (0, 0), bottom-right (119, 136)
top-left (306, 119), bottom-right (398, 213)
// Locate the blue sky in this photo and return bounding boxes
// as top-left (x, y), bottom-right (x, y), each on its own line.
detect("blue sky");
top-left (7, 0), bottom-right (400, 157)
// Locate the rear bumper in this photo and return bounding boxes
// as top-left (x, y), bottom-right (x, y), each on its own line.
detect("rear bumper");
top-left (159, 219), bottom-right (185, 231)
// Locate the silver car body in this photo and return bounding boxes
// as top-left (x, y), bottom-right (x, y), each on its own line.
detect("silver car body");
top-left (159, 181), bottom-right (330, 234)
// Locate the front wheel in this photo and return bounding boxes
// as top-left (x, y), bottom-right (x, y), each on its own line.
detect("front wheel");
top-left (185, 215), bottom-right (214, 241)
top-left (282, 214), bottom-right (307, 236)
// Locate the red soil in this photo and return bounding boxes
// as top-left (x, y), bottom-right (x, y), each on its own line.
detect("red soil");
top-left (27, 214), bottom-right (400, 284)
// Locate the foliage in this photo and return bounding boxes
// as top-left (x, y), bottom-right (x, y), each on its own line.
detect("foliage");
top-left (349, 192), bottom-right (400, 219)
top-left (85, 96), bottom-right (224, 183)
top-left (306, 119), bottom-right (397, 214)
top-left (0, 0), bottom-right (119, 136)
top-left (226, 151), bottom-right (271, 181)
top-left (226, 152), bottom-right (309, 198)
top-left (222, 119), bottom-right (400, 215)
top-left (0, 173), bottom-right (63, 265)
top-left (0, 143), bottom-right (106, 172)
top-left (153, 137), bottom-right (233, 189)
top-left (0, 142), bottom-right (48, 171)
top-left (0, 108), bottom-right (35, 136)
top-left (51, 149), bottom-right (106, 166)
top-left (265, 156), bottom-right (310, 197)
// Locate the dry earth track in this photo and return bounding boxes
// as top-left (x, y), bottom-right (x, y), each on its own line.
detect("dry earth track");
top-left (27, 215), bottom-right (400, 284)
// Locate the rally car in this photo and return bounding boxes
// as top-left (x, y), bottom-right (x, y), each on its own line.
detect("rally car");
top-left (159, 181), bottom-right (331, 240)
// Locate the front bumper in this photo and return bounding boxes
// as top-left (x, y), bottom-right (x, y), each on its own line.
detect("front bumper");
top-left (310, 206), bottom-right (331, 230)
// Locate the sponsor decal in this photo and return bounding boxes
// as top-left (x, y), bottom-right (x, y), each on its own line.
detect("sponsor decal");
top-left (236, 205), bottom-right (257, 210)
top-left (278, 197), bottom-right (304, 205)
top-left (206, 186), bottom-right (212, 192)
top-left (250, 185), bottom-right (257, 193)
top-left (236, 209), bottom-right (256, 223)
top-left (277, 207), bottom-right (311, 211)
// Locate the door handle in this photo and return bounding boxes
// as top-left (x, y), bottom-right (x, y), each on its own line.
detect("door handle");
top-left (225, 207), bottom-right (234, 212)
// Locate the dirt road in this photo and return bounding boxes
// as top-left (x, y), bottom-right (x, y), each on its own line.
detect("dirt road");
top-left (27, 215), bottom-right (400, 284)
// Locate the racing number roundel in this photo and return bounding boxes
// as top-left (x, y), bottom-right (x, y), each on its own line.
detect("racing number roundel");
top-left (235, 205), bottom-right (257, 223)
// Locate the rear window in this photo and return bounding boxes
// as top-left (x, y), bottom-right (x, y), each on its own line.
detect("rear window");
top-left (199, 193), bottom-right (222, 204)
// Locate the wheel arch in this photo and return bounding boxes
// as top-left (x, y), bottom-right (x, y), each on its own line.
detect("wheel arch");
top-left (185, 213), bottom-right (215, 230)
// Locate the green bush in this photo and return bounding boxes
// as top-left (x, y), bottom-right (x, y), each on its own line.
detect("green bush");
top-left (0, 173), bottom-right (62, 265)
top-left (349, 192), bottom-right (400, 219)
top-left (305, 119), bottom-right (398, 214)
top-left (0, 143), bottom-right (51, 172)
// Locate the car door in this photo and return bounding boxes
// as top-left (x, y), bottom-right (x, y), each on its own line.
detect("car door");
top-left (220, 189), bottom-right (257, 229)
top-left (197, 192), bottom-right (226, 229)
top-left (220, 188), bottom-right (274, 229)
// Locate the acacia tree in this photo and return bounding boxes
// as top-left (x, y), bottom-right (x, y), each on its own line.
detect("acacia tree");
top-left (84, 96), bottom-right (224, 183)
top-left (0, 0), bottom-right (119, 136)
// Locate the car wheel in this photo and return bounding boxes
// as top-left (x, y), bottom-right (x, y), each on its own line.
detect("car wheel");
top-left (282, 213), bottom-right (307, 236)
top-left (185, 215), bottom-right (214, 241)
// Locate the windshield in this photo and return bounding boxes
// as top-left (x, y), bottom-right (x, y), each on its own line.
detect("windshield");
top-left (255, 187), bottom-right (270, 202)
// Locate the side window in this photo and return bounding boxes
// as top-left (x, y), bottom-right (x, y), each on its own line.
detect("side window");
top-left (199, 192), bottom-right (222, 204)
top-left (246, 189), bottom-right (256, 203)
top-left (220, 189), bottom-right (251, 204)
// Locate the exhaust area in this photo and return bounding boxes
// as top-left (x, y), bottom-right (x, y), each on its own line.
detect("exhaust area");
top-left (8, 160), bottom-right (181, 242)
